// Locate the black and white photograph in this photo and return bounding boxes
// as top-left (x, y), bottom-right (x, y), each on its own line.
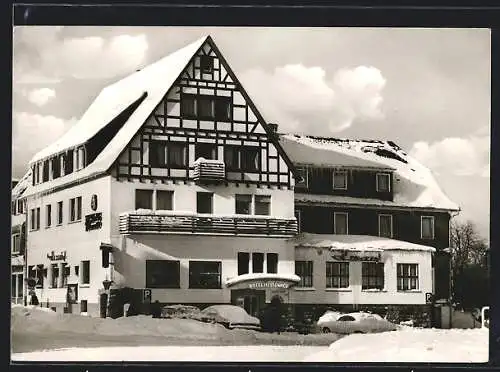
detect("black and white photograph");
top-left (11, 25), bottom-right (490, 363)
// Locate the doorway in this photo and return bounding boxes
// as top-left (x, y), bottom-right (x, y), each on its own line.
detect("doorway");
top-left (231, 289), bottom-right (265, 318)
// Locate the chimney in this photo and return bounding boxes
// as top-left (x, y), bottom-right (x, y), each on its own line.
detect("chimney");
top-left (268, 123), bottom-right (278, 134)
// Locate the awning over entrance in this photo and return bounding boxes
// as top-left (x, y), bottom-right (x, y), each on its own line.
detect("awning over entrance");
top-left (225, 273), bottom-right (301, 290)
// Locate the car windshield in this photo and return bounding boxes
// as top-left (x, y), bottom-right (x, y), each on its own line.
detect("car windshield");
top-left (338, 315), bottom-right (356, 322)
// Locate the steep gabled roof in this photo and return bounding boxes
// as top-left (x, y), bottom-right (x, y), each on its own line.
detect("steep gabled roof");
top-left (12, 170), bottom-right (32, 200)
top-left (281, 134), bottom-right (459, 212)
top-left (24, 35), bottom-right (298, 197)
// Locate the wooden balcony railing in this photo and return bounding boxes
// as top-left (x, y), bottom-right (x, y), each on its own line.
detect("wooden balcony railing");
top-left (193, 159), bottom-right (226, 183)
top-left (119, 211), bottom-right (297, 237)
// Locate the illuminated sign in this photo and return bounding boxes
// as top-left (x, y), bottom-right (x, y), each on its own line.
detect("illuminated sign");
top-left (248, 281), bottom-right (292, 289)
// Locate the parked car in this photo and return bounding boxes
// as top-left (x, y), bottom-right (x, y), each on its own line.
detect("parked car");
top-left (317, 311), bottom-right (398, 334)
top-left (201, 305), bottom-right (261, 330)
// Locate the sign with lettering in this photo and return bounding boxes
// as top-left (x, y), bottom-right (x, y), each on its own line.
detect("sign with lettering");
top-left (248, 281), bottom-right (292, 289)
top-left (85, 213), bottom-right (103, 231)
top-left (47, 251), bottom-right (67, 261)
top-left (330, 249), bottom-right (381, 262)
top-left (143, 288), bottom-right (152, 303)
top-left (425, 292), bottom-right (433, 304)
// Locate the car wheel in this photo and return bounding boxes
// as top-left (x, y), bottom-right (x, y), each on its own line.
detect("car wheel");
top-left (322, 327), bottom-right (331, 333)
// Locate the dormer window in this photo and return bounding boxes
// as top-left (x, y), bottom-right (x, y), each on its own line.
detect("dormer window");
top-left (75, 147), bottom-right (86, 171)
top-left (200, 55), bottom-right (214, 73)
top-left (295, 166), bottom-right (309, 189)
top-left (333, 170), bottom-right (348, 190)
top-left (376, 173), bottom-right (391, 192)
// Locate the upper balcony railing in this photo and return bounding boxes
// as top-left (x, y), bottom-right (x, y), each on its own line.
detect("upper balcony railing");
top-left (119, 210), bottom-right (297, 238)
top-left (193, 158), bottom-right (226, 183)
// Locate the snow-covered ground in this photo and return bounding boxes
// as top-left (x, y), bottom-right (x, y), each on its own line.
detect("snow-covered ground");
top-left (12, 345), bottom-right (326, 362)
top-left (304, 327), bottom-right (489, 363)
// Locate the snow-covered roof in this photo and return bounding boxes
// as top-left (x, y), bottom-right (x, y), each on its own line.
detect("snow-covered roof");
top-left (12, 170), bottom-right (32, 200)
top-left (280, 134), bottom-right (459, 211)
top-left (24, 36), bottom-right (209, 197)
top-left (293, 233), bottom-right (436, 252)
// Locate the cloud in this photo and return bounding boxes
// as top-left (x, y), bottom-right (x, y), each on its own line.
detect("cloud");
top-left (409, 134), bottom-right (490, 178)
top-left (25, 87), bottom-right (56, 106)
top-left (12, 112), bottom-right (77, 176)
top-left (14, 29), bottom-right (149, 83)
top-left (240, 64), bottom-right (386, 135)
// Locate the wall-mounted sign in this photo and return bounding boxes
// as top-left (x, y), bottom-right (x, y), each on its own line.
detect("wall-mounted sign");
top-left (330, 249), bottom-right (381, 262)
top-left (143, 288), bottom-right (152, 303)
top-left (67, 284), bottom-right (78, 304)
top-left (91, 194), bottom-right (98, 211)
top-left (248, 281), bottom-right (292, 289)
top-left (85, 213), bottom-right (102, 231)
top-left (47, 251), bottom-right (67, 261)
top-left (426, 292), bottom-right (433, 304)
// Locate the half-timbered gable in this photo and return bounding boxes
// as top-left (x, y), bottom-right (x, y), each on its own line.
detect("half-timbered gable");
top-left (114, 37), bottom-right (294, 189)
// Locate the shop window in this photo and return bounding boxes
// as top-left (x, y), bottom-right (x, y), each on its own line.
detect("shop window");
top-left (397, 263), bottom-right (419, 291)
top-left (362, 262), bottom-right (384, 290)
top-left (189, 261), bottom-right (222, 289)
top-left (295, 261), bottom-right (313, 287)
top-left (146, 260), bottom-right (180, 288)
top-left (326, 262), bottom-right (349, 288)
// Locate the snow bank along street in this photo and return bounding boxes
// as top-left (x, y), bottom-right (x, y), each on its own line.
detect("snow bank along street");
top-left (304, 327), bottom-right (489, 363)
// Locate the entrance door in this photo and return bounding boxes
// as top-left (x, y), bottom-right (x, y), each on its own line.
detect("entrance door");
top-left (231, 289), bottom-right (265, 317)
top-left (243, 294), bottom-right (259, 317)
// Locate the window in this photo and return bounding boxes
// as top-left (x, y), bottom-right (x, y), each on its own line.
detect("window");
top-left (333, 170), bottom-right (348, 190)
top-left (65, 150), bottom-right (74, 175)
top-left (69, 197), bottom-right (82, 222)
top-left (51, 156), bottom-right (61, 179)
top-left (42, 161), bottom-right (49, 182)
top-left (156, 190), bottom-right (173, 211)
top-left (195, 143), bottom-right (217, 160)
top-left (34, 265), bottom-right (44, 288)
top-left (362, 262), bottom-right (384, 290)
top-left (238, 252), bottom-right (250, 275)
top-left (334, 212), bottom-right (348, 235)
top-left (57, 201), bottom-right (63, 225)
top-left (181, 94), bottom-right (196, 118)
top-left (397, 264), bottom-right (419, 291)
top-left (76, 147), bottom-right (86, 170)
top-left (197, 192), bottom-right (213, 214)
top-left (200, 55), bottom-right (214, 73)
top-left (80, 261), bottom-right (90, 285)
top-left (215, 97), bottom-right (231, 121)
top-left (17, 199), bottom-right (24, 214)
top-left (255, 196), bottom-right (271, 215)
top-left (378, 214), bottom-right (393, 238)
top-left (150, 141), bottom-right (187, 168)
top-left (30, 208), bottom-right (40, 230)
top-left (189, 261), bottom-right (222, 289)
top-left (267, 253), bottom-right (278, 274)
top-left (326, 262), bottom-right (350, 288)
top-left (135, 189), bottom-right (153, 210)
top-left (235, 194), bottom-right (252, 214)
top-left (62, 264), bottom-right (70, 287)
top-left (295, 261), bottom-right (313, 287)
top-left (295, 209), bottom-right (302, 234)
top-left (241, 148), bottom-right (260, 172)
top-left (146, 260), bottom-right (180, 288)
top-left (224, 146), bottom-right (239, 170)
top-left (11, 233), bottom-right (20, 254)
top-left (295, 166), bottom-right (309, 189)
top-left (421, 216), bottom-right (435, 240)
top-left (252, 253), bottom-right (264, 273)
top-left (51, 264), bottom-right (59, 288)
top-left (46, 204), bottom-right (52, 228)
top-left (376, 173), bottom-right (391, 192)
top-left (198, 96), bottom-right (214, 119)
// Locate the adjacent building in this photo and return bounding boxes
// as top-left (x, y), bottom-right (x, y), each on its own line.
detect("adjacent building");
top-left (16, 35), bottom-right (459, 326)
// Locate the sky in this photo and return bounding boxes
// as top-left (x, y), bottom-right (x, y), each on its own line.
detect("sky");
top-left (11, 27), bottom-right (491, 240)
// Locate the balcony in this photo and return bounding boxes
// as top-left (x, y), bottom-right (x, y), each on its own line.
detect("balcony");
top-left (119, 210), bottom-right (297, 237)
top-left (193, 158), bottom-right (226, 183)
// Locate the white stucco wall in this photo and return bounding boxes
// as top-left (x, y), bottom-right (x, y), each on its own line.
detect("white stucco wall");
top-left (291, 247), bottom-right (433, 305)
top-left (112, 234), bottom-right (295, 304)
top-left (26, 176), bottom-right (112, 306)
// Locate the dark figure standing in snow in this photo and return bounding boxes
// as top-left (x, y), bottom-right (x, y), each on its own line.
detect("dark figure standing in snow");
top-left (151, 300), bottom-right (162, 318)
top-left (29, 291), bottom-right (39, 306)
